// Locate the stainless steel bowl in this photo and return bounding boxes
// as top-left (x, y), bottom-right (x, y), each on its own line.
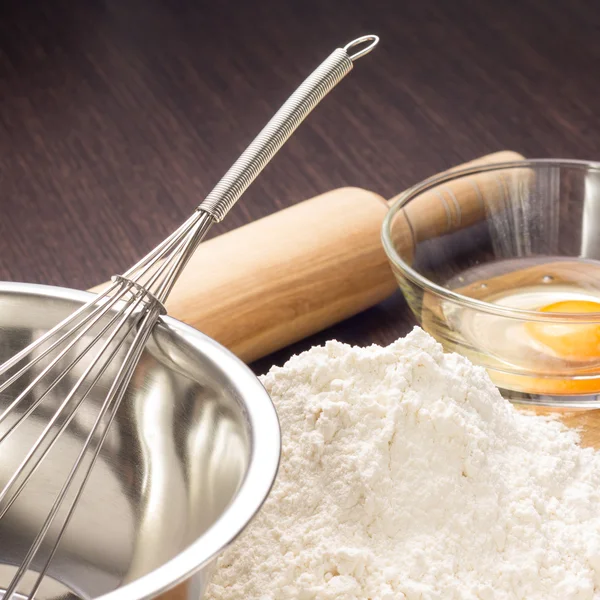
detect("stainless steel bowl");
top-left (0, 282), bottom-right (281, 600)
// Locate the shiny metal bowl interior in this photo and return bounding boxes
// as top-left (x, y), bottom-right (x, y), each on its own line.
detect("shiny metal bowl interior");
top-left (382, 159), bottom-right (600, 407)
top-left (0, 282), bottom-right (280, 600)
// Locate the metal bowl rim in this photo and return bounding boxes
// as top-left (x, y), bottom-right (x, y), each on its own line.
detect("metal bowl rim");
top-left (0, 281), bottom-right (281, 600)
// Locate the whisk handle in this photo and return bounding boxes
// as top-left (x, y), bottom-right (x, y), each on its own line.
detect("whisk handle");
top-left (197, 35), bottom-right (379, 222)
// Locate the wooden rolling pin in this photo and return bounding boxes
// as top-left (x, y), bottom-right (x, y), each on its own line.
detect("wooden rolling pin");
top-left (92, 150), bottom-right (524, 363)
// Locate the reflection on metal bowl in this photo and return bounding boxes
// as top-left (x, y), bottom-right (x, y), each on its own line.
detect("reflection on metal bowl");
top-left (0, 282), bottom-right (280, 600)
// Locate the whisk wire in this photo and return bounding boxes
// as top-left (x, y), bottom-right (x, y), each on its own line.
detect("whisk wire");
top-left (146, 212), bottom-right (214, 302)
top-left (134, 216), bottom-right (203, 298)
top-left (3, 305), bottom-right (162, 600)
top-left (0, 280), bottom-right (122, 382)
top-left (0, 281), bottom-right (134, 428)
top-left (121, 213), bottom-right (201, 281)
top-left (0, 287), bottom-right (151, 515)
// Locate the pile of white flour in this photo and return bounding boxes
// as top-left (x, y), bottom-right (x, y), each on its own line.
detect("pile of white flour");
top-left (205, 328), bottom-right (600, 600)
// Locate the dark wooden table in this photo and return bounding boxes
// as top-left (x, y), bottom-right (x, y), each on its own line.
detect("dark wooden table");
top-left (1, 0), bottom-right (599, 373)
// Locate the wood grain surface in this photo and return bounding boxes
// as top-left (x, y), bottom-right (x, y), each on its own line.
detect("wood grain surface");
top-left (3, 5), bottom-right (600, 599)
top-left (1, 0), bottom-right (600, 377)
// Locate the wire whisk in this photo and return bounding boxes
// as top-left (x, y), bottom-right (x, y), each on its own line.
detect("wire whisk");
top-left (0, 36), bottom-right (378, 599)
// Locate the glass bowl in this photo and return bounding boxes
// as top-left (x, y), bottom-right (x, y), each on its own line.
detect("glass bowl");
top-left (382, 159), bottom-right (600, 407)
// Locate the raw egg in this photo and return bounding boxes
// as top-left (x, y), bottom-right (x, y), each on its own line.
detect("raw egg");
top-left (526, 300), bottom-right (600, 362)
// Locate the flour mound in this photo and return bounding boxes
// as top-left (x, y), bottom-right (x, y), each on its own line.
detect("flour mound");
top-left (205, 328), bottom-right (600, 600)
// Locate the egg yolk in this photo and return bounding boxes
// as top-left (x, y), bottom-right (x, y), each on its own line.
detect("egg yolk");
top-left (526, 300), bottom-right (600, 361)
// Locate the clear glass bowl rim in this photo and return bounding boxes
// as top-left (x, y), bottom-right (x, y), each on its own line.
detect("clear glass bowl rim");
top-left (381, 158), bottom-right (600, 324)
